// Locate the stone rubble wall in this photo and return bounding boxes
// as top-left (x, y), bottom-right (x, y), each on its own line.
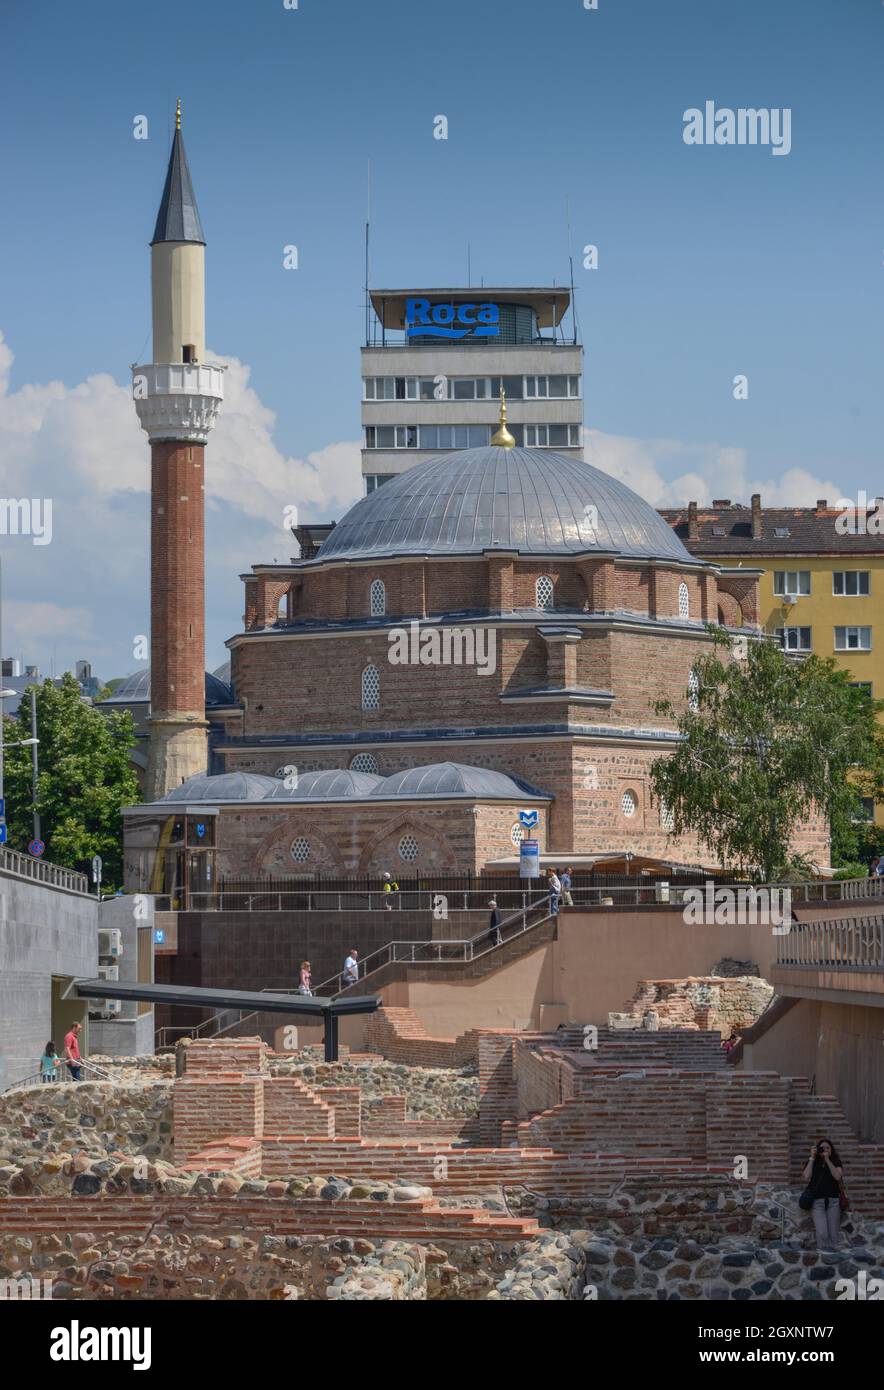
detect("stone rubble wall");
top-left (612, 975), bottom-right (774, 1037)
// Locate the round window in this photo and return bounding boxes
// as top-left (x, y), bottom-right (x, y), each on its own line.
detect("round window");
top-left (621, 790), bottom-right (637, 818)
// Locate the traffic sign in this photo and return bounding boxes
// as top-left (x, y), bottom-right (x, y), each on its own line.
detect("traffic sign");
top-left (28, 839), bottom-right (45, 857)
top-left (0, 824), bottom-right (7, 845)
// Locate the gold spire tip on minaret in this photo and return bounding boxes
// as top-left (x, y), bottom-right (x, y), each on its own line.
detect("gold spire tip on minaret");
top-left (176, 98), bottom-right (182, 131)
top-left (491, 385), bottom-right (516, 449)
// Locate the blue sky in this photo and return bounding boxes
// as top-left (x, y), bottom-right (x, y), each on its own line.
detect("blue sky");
top-left (0, 0), bottom-right (881, 678)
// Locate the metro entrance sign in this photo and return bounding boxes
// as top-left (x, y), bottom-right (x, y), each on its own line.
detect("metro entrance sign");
top-left (519, 838), bottom-right (540, 879)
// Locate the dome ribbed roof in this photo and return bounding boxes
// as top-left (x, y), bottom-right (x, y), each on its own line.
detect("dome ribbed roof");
top-left (314, 447), bottom-right (696, 565)
top-left (164, 772), bottom-right (278, 802)
top-left (369, 761), bottom-right (549, 800)
top-left (264, 768), bottom-right (383, 800)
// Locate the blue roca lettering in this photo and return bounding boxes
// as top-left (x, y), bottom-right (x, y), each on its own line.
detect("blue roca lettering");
top-left (405, 299), bottom-right (500, 339)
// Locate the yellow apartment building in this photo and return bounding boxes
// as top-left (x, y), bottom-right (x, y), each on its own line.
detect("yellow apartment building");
top-left (660, 493), bottom-right (884, 837)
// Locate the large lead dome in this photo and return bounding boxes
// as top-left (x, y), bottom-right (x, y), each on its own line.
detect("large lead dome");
top-left (315, 447), bottom-right (695, 565)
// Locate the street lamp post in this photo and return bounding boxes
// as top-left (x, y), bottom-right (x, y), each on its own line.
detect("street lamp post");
top-left (29, 688), bottom-right (40, 842)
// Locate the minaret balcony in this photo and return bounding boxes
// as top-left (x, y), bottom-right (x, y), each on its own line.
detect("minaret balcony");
top-left (133, 362), bottom-right (225, 443)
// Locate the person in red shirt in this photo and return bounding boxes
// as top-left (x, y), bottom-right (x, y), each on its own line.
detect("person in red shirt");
top-left (64, 1022), bottom-right (83, 1081)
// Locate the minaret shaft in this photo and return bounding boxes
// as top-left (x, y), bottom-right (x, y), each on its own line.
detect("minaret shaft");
top-left (151, 243), bottom-right (206, 364)
top-left (133, 110), bottom-right (223, 800)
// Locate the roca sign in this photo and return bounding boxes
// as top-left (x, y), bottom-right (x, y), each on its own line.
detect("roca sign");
top-left (405, 298), bottom-right (500, 340)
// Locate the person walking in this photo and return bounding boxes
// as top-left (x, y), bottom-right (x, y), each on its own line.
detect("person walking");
top-left (547, 867), bottom-right (562, 916)
top-left (40, 1041), bottom-right (60, 1084)
top-left (560, 866), bottom-right (574, 907)
top-left (63, 1022), bottom-right (83, 1082)
top-left (298, 960), bottom-right (313, 996)
top-left (487, 899), bottom-right (502, 947)
top-left (382, 873), bottom-right (400, 910)
top-left (343, 949), bottom-right (359, 987)
top-left (801, 1138), bottom-right (845, 1249)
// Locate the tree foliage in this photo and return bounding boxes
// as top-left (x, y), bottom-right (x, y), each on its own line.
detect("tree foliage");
top-left (650, 630), bottom-right (884, 882)
top-left (2, 675), bottom-right (140, 888)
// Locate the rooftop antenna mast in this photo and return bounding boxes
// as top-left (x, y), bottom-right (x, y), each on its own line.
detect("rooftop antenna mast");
top-left (566, 196), bottom-right (580, 346)
top-left (467, 241), bottom-right (471, 287)
top-left (364, 160), bottom-right (371, 347)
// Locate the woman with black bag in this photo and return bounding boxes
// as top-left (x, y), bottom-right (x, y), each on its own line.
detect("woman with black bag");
top-left (800, 1138), bottom-right (846, 1249)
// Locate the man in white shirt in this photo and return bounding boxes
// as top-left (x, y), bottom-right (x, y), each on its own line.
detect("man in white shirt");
top-left (343, 950), bottom-right (359, 986)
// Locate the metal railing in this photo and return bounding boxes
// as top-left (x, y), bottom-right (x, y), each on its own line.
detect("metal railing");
top-left (775, 913), bottom-right (884, 971)
top-left (313, 894), bottom-right (553, 997)
top-left (0, 846), bottom-right (90, 895)
top-left (153, 876), bottom-right (884, 915)
top-left (1, 1055), bottom-right (114, 1094)
top-left (154, 896), bottom-right (555, 1045)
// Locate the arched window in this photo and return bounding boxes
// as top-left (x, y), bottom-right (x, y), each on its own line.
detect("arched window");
top-left (290, 837), bottom-right (310, 863)
top-left (361, 665), bottom-right (381, 711)
top-left (660, 799), bottom-right (675, 832)
top-left (687, 668), bottom-right (700, 711)
top-left (398, 834), bottom-right (419, 862)
top-left (536, 575), bottom-right (555, 610)
top-left (678, 582), bottom-right (690, 619)
top-left (350, 752), bottom-right (379, 774)
top-left (621, 789), bottom-right (637, 818)
top-left (370, 579), bottom-right (386, 618)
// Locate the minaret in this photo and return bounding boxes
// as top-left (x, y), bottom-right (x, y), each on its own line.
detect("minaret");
top-left (133, 101), bottom-right (224, 799)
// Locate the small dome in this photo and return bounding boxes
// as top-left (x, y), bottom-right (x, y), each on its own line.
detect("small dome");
top-left (264, 768), bottom-right (384, 800)
top-left (370, 761), bottom-right (550, 801)
top-left (313, 446), bottom-right (696, 566)
top-left (100, 669), bottom-right (233, 708)
top-left (162, 771), bottom-right (278, 802)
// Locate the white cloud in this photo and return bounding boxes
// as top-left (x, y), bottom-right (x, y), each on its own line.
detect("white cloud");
top-left (583, 428), bottom-right (842, 508)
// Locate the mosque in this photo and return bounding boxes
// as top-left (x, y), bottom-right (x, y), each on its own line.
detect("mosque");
top-left (121, 112), bottom-right (828, 897)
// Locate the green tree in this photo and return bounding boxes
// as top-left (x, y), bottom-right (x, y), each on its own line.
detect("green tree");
top-left (649, 630), bottom-right (884, 882)
top-left (1, 675), bottom-right (141, 888)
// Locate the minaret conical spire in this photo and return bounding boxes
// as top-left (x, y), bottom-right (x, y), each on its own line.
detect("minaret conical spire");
top-left (151, 103), bottom-right (205, 245)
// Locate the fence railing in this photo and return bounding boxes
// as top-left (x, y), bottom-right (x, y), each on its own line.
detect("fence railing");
top-left (153, 875), bottom-right (884, 915)
top-left (775, 914), bottom-right (884, 971)
top-left (0, 846), bottom-right (90, 895)
top-left (0, 1056), bottom-right (114, 1093)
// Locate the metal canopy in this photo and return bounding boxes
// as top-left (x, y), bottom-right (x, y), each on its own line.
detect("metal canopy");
top-left (72, 980), bottom-right (380, 1061)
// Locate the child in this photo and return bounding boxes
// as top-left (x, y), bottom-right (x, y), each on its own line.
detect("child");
top-left (40, 1041), bottom-right (60, 1083)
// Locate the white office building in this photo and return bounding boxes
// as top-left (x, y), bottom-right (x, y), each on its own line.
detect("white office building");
top-left (361, 287), bottom-right (583, 492)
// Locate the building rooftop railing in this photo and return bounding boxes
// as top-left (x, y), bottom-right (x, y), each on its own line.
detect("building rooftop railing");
top-left (0, 846), bottom-right (90, 896)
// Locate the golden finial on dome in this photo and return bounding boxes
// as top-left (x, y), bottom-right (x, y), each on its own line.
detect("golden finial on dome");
top-left (491, 385), bottom-right (516, 449)
top-left (176, 98), bottom-right (182, 131)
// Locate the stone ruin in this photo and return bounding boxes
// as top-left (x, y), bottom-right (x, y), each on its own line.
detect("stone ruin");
top-left (0, 1006), bottom-right (883, 1301)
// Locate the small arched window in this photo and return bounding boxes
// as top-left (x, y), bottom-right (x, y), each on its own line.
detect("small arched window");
top-left (536, 575), bottom-right (555, 610)
top-left (370, 579), bottom-right (386, 618)
top-left (350, 752), bottom-right (379, 774)
top-left (678, 582), bottom-right (690, 619)
top-left (687, 668), bottom-right (700, 711)
top-left (361, 665), bottom-right (381, 711)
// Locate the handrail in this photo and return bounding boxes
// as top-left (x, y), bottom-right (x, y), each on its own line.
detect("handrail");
top-left (155, 897), bottom-right (555, 1043)
top-left (0, 1055), bottom-right (114, 1092)
top-left (0, 846), bottom-right (90, 895)
top-left (313, 893), bottom-right (553, 997)
top-left (151, 876), bottom-right (884, 915)
top-left (775, 913), bottom-right (884, 970)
